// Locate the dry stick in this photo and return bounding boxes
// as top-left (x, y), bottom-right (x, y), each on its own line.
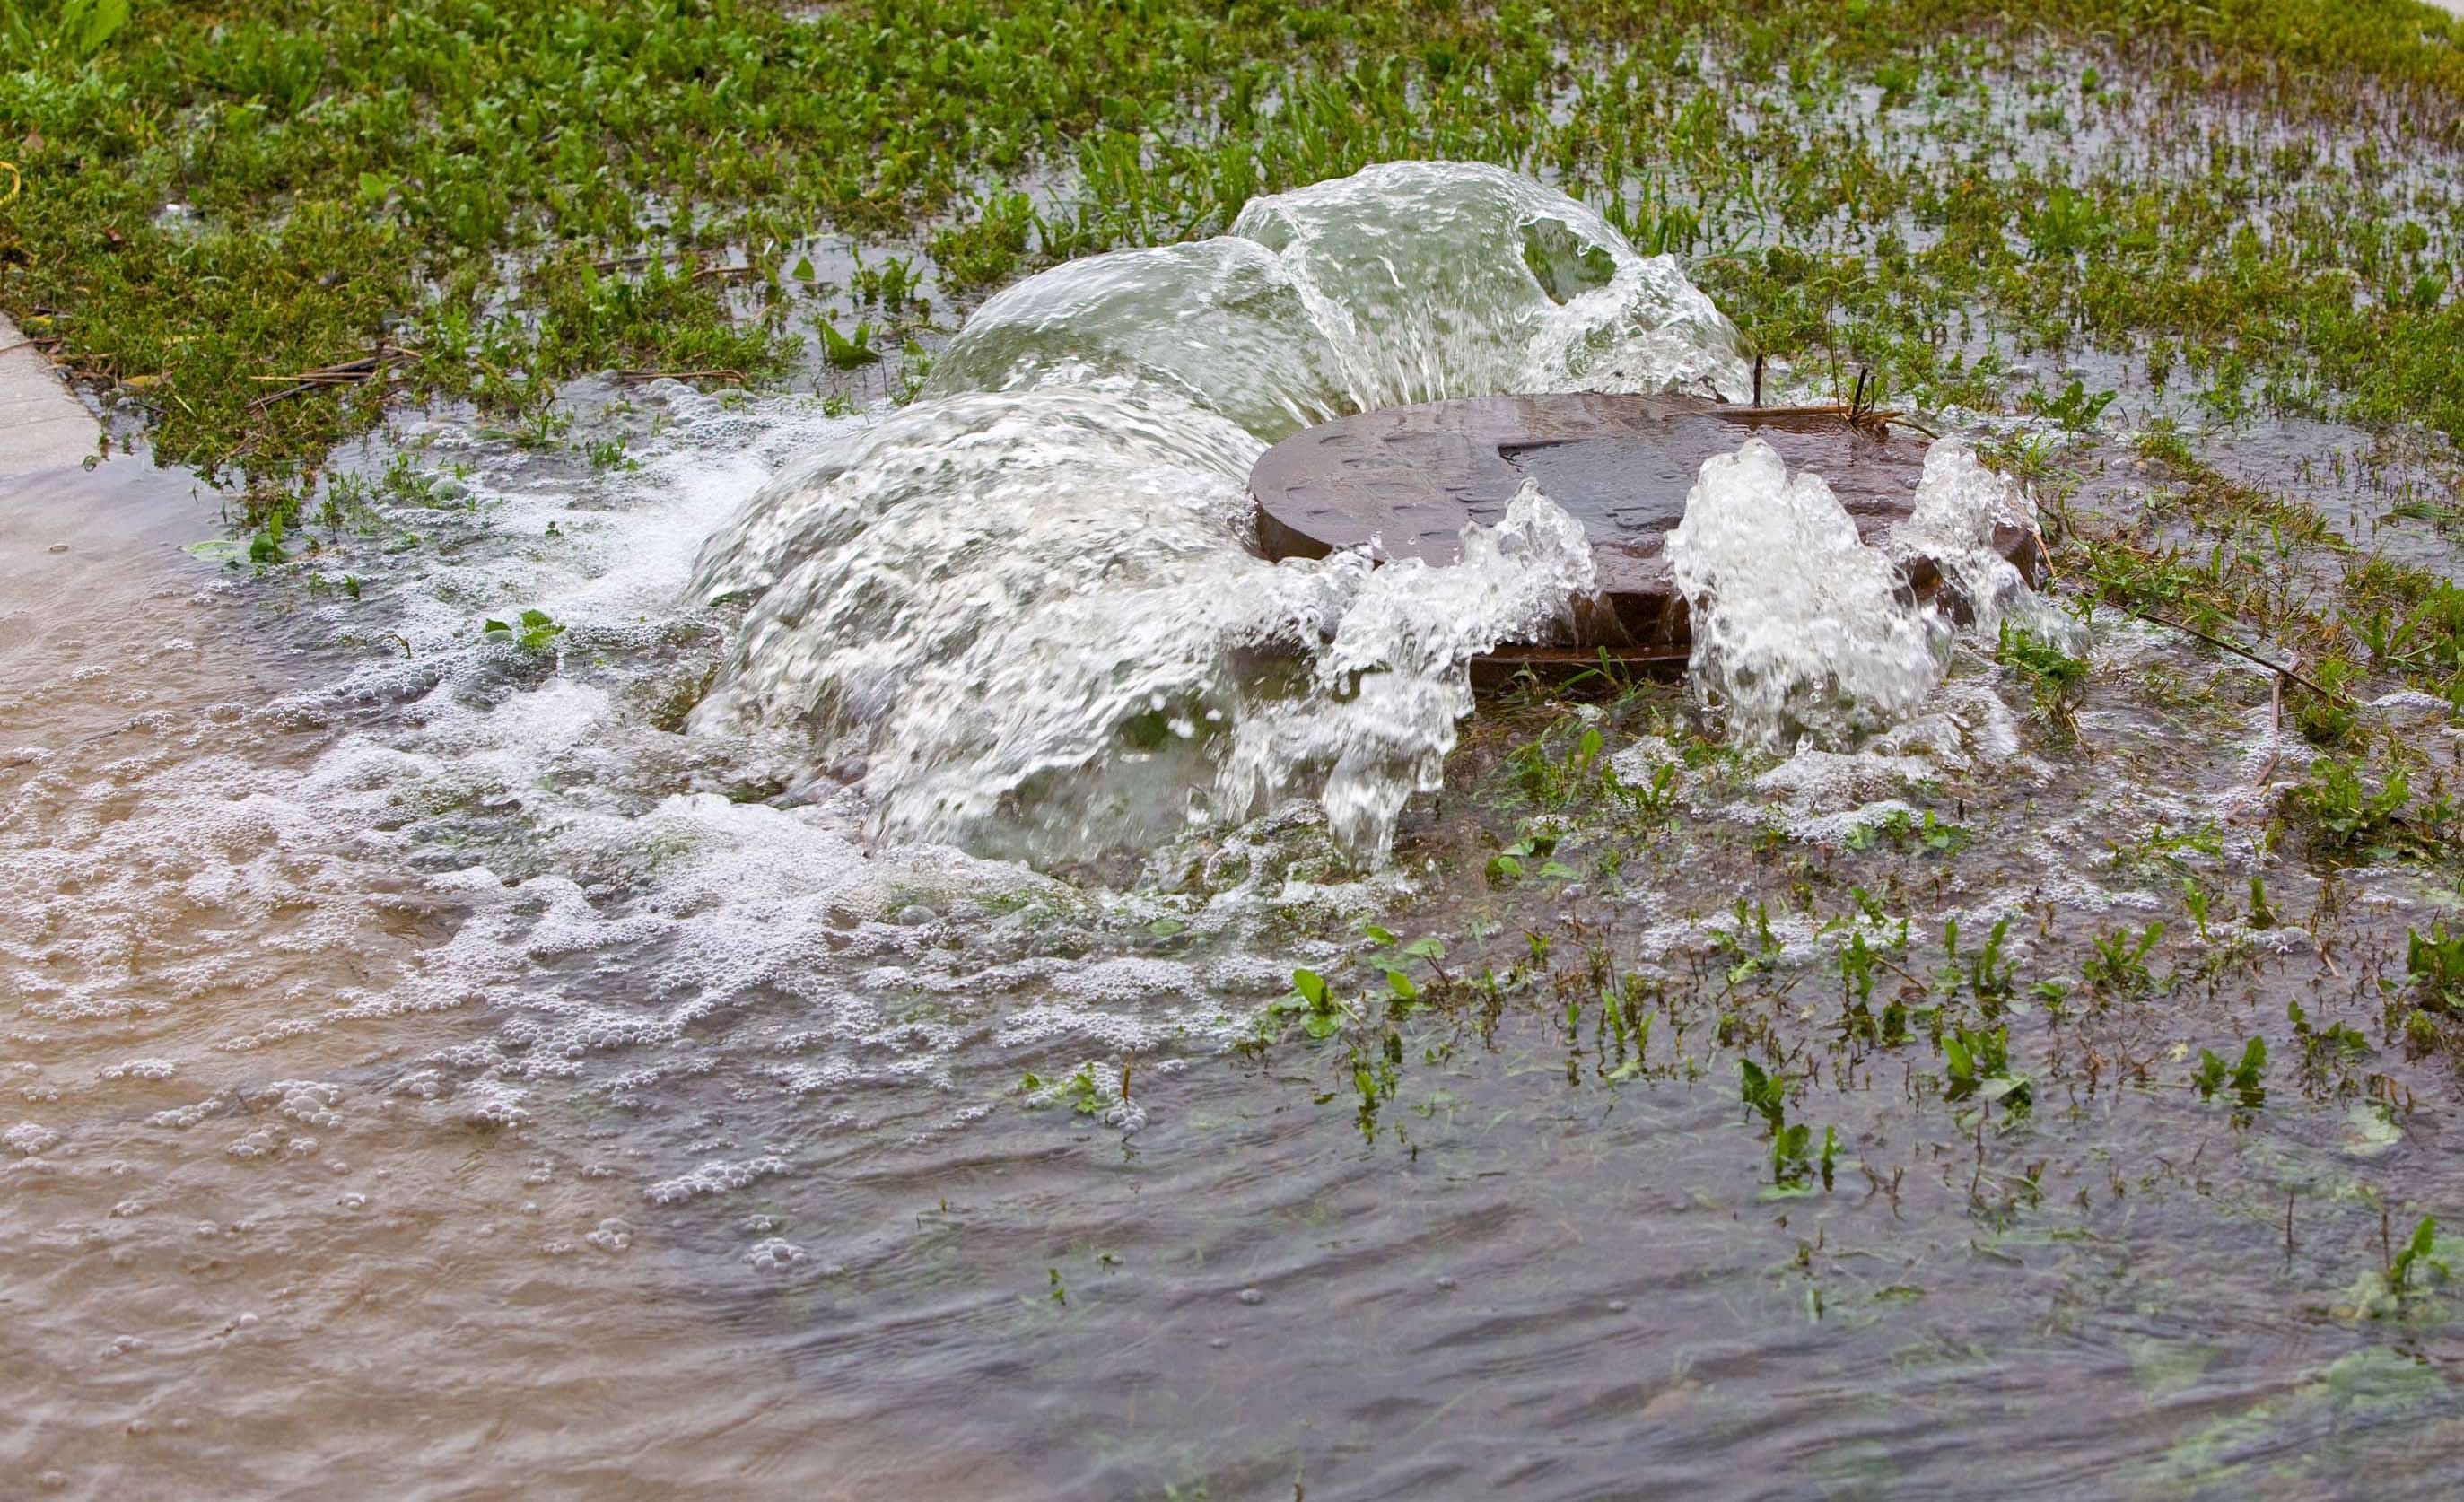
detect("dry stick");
top-left (2255, 672), bottom-right (2286, 790)
top-left (2082, 574), bottom-right (2343, 701)
top-left (616, 368), bottom-right (746, 385)
top-left (1732, 400), bottom-right (1935, 441)
top-left (246, 350), bottom-right (407, 413)
top-left (249, 354), bottom-right (393, 382)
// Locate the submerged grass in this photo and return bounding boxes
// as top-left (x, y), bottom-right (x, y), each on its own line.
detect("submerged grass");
top-left (7, 0), bottom-right (2464, 519)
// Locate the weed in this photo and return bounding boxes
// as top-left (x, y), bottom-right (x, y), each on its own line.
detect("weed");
top-left (481, 608), bottom-right (566, 652)
top-left (1020, 1061), bottom-right (1107, 1117)
top-left (2390, 1216), bottom-right (2448, 1298)
top-left (1997, 623), bottom-right (2089, 729)
top-left (1946, 915), bottom-right (2018, 1004)
top-left (2287, 757), bottom-right (2411, 853)
top-left (818, 317), bottom-right (885, 369)
top-left (1943, 1025), bottom-right (2031, 1113)
top-left (1275, 968), bottom-right (1349, 1041)
top-left (1740, 1058), bottom-right (1787, 1135)
top-left (2084, 922), bottom-right (2165, 996)
top-left (2407, 922), bottom-right (2464, 1013)
top-left (2025, 377), bottom-right (2118, 433)
top-left (2190, 1035), bottom-right (2268, 1110)
top-left (1714, 899), bottom-right (1786, 985)
top-left (1602, 757), bottom-right (1681, 821)
top-left (1847, 808), bottom-right (1969, 855)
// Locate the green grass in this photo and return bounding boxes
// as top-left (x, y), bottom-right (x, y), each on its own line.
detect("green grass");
top-left (7, 0), bottom-right (2464, 520)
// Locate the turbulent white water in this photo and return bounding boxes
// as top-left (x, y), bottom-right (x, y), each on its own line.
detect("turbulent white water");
top-left (690, 162), bottom-right (1751, 865)
top-left (1218, 481), bottom-right (1597, 857)
top-left (1667, 438), bottom-right (1950, 750)
top-left (1667, 436), bottom-right (2060, 751)
top-left (1887, 438), bottom-right (2054, 643)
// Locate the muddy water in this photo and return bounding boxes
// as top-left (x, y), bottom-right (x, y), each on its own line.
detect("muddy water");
top-left (12, 408), bottom-right (2464, 1501)
top-left (0, 457), bottom-right (910, 1498)
top-left (13, 162), bottom-right (2464, 1499)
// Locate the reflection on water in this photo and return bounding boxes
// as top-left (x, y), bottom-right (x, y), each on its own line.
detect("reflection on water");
top-left (8, 161), bottom-right (2464, 1501)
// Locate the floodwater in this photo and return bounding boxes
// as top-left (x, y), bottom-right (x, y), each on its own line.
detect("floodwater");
top-left (10, 164), bottom-right (2464, 1499)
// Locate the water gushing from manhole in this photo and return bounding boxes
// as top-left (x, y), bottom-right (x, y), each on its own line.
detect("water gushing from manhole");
top-left (695, 162), bottom-right (2051, 865)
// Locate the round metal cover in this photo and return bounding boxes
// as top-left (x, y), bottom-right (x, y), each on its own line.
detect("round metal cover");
top-left (1248, 393), bottom-right (2043, 681)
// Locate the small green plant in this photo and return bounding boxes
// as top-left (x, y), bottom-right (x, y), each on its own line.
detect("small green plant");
top-left (1486, 831), bottom-right (1575, 886)
top-left (2027, 377), bottom-right (2118, 433)
top-left (1739, 1058), bottom-right (1787, 1134)
top-left (2391, 1216), bottom-right (2448, 1298)
top-left (2290, 659), bottom-right (2363, 746)
top-left (482, 608), bottom-right (566, 652)
top-left (1948, 915), bottom-right (2017, 1003)
top-left (1571, 725), bottom-right (1604, 780)
top-left (1739, 1060), bottom-right (1835, 1190)
top-left (818, 316), bottom-right (883, 368)
top-left (1942, 1025), bottom-right (2031, 1112)
top-left (1847, 807), bottom-right (1969, 854)
top-left (2084, 921), bottom-right (2164, 996)
top-left (1348, 1028), bottom-right (1402, 1142)
top-left (1020, 1061), bottom-right (1106, 1117)
top-left (1997, 623), bottom-right (2089, 727)
top-left (249, 511), bottom-right (289, 565)
top-left (2286, 999), bottom-right (2375, 1090)
top-left (1713, 899), bottom-right (1784, 984)
top-left (1277, 967), bottom-right (1348, 1040)
top-left (1839, 929), bottom-right (1879, 1008)
top-left (583, 436), bottom-right (637, 471)
top-left (2190, 1035), bottom-right (2267, 1109)
top-left (2290, 757), bottom-right (2408, 851)
top-left (1601, 757), bottom-right (1679, 820)
top-left (2180, 879), bottom-right (2211, 941)
top-left (1771, 1122), bottom-right (1813, 1186)
top-left (2407, 922), bottom-right (2464, 1014)
top-left (2108, 822), bottom-right (2223, 878)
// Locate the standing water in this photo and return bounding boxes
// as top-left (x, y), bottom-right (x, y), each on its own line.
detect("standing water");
top-left (10, 162), bottom-right (2464, 1498)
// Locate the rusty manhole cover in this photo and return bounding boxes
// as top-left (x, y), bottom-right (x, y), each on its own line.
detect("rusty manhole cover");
top-left (1249, 393), bottom-right (2044, 682)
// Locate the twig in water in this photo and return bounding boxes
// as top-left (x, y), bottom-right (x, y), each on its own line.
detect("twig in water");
top-left (246, 347), bottom-right (410, 412)
top-left (2082, 576), bottom-right (2343, 702)
top-left (2255, 671), bottom-right (2285, 790)
top-left (616, 368), bottom-right (746, 385)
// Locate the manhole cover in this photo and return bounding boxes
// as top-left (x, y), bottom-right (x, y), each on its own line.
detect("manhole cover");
top-left (1249, 393), bottom-right (2043, 681)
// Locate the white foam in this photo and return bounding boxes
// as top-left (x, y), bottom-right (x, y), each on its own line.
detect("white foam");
top-left (1669, 439), bottom-right (1948, 749)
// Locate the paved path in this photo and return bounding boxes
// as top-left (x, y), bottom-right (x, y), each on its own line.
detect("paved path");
top-left (0, 312), bottom-right (100, 478)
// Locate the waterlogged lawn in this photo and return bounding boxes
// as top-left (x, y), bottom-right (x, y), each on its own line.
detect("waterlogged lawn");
top-left (5, 0), bottom-right (2464, 505)
top-left (19, 10), bottom-right (2464, 1486)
